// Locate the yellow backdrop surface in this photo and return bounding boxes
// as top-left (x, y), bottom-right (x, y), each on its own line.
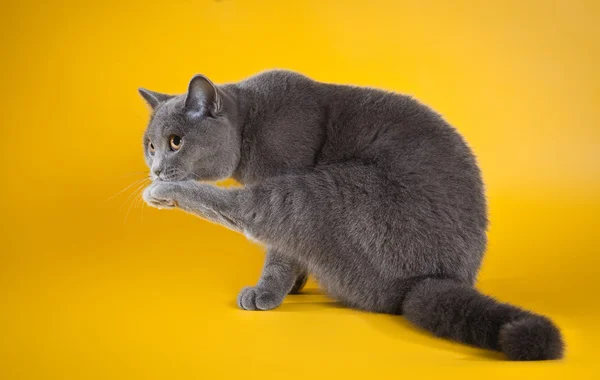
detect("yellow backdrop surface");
top-left (1, 0), bottom-right (598, 379)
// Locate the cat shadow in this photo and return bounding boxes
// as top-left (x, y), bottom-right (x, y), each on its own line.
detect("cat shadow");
top-left (358, 314), bottom-right (506, 362)
top-left (291, 288), bottom-right (323, 296)
top-left (230, 287), bottom-right (506, 361)
top-left (229, 288), bottom-right (347, 312)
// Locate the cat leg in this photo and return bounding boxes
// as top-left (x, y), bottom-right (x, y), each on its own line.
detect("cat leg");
top-left (143, 164), bottom-right (387, 268)
top-left (142, 180), bottom-right (245, 233)
top-left (289, 271), bottom-right (309, 294)
top-left (143, 181), bottom-right (309, 309)
top-left (237, 249), bottom-right (305, 311)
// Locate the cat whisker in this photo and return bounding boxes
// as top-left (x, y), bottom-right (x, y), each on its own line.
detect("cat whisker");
top-left (120, 178), bottom-right (151, 211)
top-left (171, 167), bottom-right (201, 181)
top-left (123, 178), bottom-right (151, 224)
top-left (106, 176), bottom-right (151, 202)
top-left (140, 194), bottom-right (146, 221)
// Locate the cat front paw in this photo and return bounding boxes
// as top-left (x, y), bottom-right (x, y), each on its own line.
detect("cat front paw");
top-left (237, 286), bottom-right (283, 311)
top-left (143, 182), bottom-right (179, 209)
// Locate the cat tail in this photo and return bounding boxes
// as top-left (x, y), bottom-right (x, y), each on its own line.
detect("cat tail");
top-left (401, 278), bottom-right (564, 361)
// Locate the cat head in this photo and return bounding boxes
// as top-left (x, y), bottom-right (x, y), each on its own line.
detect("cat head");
top-left (138, 75), bottom-right (241, 182)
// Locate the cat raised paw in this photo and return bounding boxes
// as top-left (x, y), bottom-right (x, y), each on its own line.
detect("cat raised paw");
top-left (143, 182), bottom-right (179, 209)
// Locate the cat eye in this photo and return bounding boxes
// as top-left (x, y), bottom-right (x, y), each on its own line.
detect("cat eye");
top-left (169, 135), bottom-right (182, 151)
top-left (148, 142), bottom-right (155, 155)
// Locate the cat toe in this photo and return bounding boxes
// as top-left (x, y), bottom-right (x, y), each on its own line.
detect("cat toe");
top-left (145, 195), bottom-right (175, 209)
top-left (237, 286), bottom-right (282, 311)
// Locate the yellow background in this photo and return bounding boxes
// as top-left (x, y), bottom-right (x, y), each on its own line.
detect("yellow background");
top-left (1, 0), bottom-right (599, 378)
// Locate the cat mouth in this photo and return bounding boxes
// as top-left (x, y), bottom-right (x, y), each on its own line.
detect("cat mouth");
top-left (152, 176), bottom-right (180, 182)
top-left (151, 173), bottom-right (199, 182)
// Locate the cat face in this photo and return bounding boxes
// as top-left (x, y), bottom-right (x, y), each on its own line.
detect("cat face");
top-left (139, 75), bottom-right (240, 182)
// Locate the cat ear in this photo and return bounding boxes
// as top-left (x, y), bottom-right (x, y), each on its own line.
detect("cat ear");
top-left (184, 74), bottom-right (222, 118)
top-left (138, 88), bottom-right (173, 109)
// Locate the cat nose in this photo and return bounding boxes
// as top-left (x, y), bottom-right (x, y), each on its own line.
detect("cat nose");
top-left (151, 162), bottom-right (164, 179)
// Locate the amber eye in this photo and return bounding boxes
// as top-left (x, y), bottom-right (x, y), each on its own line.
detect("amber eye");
top-left (169, 135), bottom-right (182, 151)
top-left (148, 141), bottom-right (155, 155)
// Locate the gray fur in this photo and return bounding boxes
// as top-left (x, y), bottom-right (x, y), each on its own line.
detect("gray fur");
top-left (237, 249), bottom-right (305, 310)
top-left (139, 70), bottom-right (564, 360)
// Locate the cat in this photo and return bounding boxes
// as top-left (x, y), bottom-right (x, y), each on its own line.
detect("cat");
top-left (138, 70), bottom-right (563, 361)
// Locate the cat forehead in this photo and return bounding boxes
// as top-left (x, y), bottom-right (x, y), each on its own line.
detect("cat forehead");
top-left (148, 98), bottom-right (185, 131)
top-left (153, 96), bottom-right (183, 118)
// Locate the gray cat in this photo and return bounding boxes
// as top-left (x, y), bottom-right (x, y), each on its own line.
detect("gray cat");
top-left (138, 70), bottom-right (563, 361)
